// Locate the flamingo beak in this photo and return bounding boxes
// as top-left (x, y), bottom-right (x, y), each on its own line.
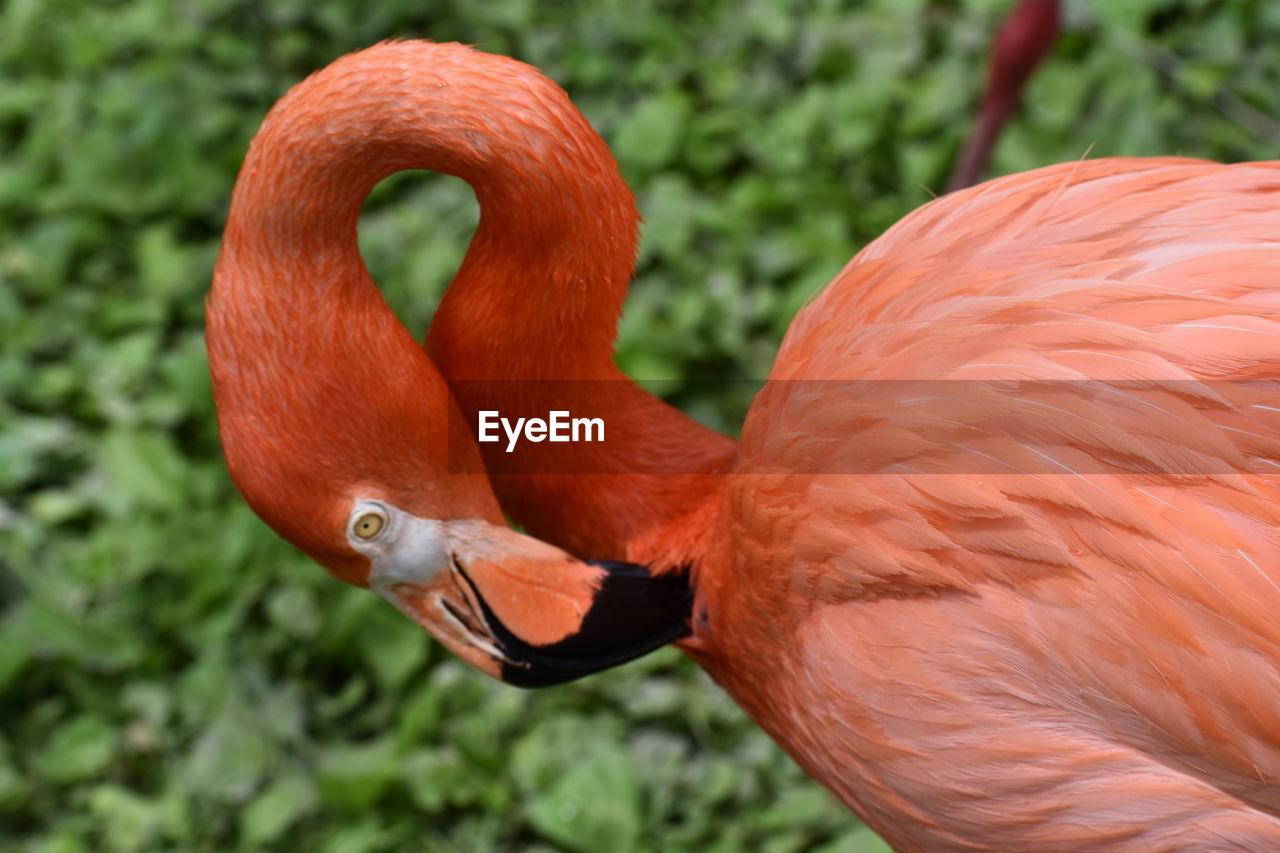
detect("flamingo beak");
top-left (354, 508), bottom-right (691, 687)
top-left (452, 554), bottom-right (691, 687)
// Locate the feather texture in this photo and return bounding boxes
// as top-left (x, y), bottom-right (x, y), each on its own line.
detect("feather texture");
top-left (698, 159), bottom-right (1280, 849)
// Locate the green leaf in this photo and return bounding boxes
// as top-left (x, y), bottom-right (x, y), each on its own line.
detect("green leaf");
top-left (316, 738), bottom-right (399, 813)
top-left (266, 585), bottom-right (322, 640)
top-left (100, 427), bottom-right (186, 513)
top-left (181, 709), bottom-right (272, 803)
top-left (357, 605), bottom-right (427, 691)
top-left (526, 743), bottom-right (641, 853)
top-left (240, 770), bottom-right (317, 845)
top-left (613, 91), bottom-right (691, 173)
top-left (86, 785), bottom-right (159, 852)
top-left (37, 716), bottom-right (119, 784)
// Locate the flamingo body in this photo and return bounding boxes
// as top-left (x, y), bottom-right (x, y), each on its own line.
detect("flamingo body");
top-left (701, 158), bottom-right (1280, 848)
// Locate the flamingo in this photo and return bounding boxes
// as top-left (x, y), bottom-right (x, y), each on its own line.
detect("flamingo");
top-left (208, 40), bottom-right (1280, 850)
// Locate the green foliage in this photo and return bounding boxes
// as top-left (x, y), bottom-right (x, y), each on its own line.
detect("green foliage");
top-left (2, 0), bottom-right (1277, 850)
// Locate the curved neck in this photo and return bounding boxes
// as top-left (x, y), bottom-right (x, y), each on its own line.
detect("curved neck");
top-left (214, 42), bottom-right (734, 564)
top-left (228, 43), bottom-right (638, 359)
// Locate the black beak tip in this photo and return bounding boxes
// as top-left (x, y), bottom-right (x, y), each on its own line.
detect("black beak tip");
top-left (481, 560), bottom-right (694, 688)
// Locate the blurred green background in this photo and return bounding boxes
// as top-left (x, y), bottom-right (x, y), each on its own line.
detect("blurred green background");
top-left (2, 0), bottom-right (1277, 850)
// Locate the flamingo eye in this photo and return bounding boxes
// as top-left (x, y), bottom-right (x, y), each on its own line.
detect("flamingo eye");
top-left (352, 508), bottom-right (388, 540)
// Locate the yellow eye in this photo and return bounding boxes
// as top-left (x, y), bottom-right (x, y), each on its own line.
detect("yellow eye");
top-left (352, 509), bottom-right (387, 540)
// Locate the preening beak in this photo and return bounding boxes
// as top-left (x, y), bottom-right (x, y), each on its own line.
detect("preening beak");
top-left (358, 511), bottom-right (691, 687)
top-left (459, 558), bottom-right (693, 687)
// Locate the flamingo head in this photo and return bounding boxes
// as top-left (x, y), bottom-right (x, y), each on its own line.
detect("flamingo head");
top-left (207, 305), bottom-right (690, 686)
top-left (338, 502), bottom-right (692, 687)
